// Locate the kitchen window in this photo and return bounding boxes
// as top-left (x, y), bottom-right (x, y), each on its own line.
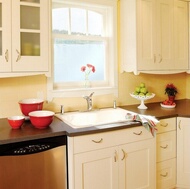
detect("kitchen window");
top-left (47, 0), bottom-right (118, 99)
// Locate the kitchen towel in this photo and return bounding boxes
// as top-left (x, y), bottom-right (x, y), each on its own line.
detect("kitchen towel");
top-left (126, 113), bottom-right (159, 137)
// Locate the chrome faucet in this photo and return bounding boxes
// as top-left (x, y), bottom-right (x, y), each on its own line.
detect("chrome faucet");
top-left (83, 92), bottom-right (94, 111)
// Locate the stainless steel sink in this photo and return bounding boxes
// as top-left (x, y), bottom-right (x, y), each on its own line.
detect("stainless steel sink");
top-left (55, 108), bottom-right (133, 128)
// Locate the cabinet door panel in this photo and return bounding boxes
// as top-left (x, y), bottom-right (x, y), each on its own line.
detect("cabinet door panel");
top-left (177, 117), bottom-right (190, 188)
top-left (137, 0), bottom-right (157, 70)
top-left (74, 147), bottom-right (118, 189)
top-left (11, 0), bottom-right (49, 72)
top-left (119, 138), bottom-right (156, 189)
top-left (156, 0), bottom-right (174, 70)
top-left (0, 0), bottom-right (11, 72)
top-left (173, 0), bottom-right (188, 70)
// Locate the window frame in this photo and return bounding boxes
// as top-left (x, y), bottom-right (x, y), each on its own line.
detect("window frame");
top-left (47, 0), bottom-right (118, 101)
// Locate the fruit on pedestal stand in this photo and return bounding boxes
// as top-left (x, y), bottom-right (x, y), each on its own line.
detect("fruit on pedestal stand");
top-left (133, 83), bottom-right (153, 97)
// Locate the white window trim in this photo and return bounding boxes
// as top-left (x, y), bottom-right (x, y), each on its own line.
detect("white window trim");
top-left (47, 0), bottom-right (118, 101)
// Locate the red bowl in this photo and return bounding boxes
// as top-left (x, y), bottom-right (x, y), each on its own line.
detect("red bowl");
top-left (29, 110), bottom-right (54, 129)
top-left (19, 99), bottom-right (44, 116)
top-left (8, 116), bottom-right (25, 129)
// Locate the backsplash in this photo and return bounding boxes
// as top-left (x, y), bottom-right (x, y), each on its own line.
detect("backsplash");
top-left (0, 72), bottom-right (187, 118)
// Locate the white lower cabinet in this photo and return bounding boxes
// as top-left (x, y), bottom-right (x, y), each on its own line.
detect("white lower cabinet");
top-left (156, 118), bottom-right (176, 189)
top-left (118, 140), bottom-right (155, 189)
top-left (68, 126), bottom-right (156, 189)
top-left (177, 117), bottom-right (190, 189)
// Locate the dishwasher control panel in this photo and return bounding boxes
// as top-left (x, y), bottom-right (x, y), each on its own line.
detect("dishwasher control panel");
top-left (13, 144), bottom-right (51, 154)
top-left (0, 135), bottom-right (67, 156)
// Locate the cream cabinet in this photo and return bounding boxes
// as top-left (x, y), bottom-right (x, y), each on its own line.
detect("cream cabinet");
top-left (68, 126), bottom-right (156, 189)
top-left (0, 0), bottom-right (50, 77)
top-left (156, 118), bottom-right (176, 189)
top-left (120, 0), bottom-right (188, 74)
top-left (177, 117), bottom-right (190, 188)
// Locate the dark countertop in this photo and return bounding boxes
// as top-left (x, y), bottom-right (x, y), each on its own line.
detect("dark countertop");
top-left (0, 99), bottom-right (190, 145)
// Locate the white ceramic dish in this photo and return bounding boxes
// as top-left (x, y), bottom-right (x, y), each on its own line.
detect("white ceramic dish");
top-left (130, 93), bottom-right (155, 109)
top-left (160, 103), bottom-right (176, 109)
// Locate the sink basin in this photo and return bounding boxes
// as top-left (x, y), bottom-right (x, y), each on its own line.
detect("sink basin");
top-left (55, 108), bottom-right (134, 128)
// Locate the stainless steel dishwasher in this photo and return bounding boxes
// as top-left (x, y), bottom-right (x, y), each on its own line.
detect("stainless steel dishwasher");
top-left (0, 135), bottom-right (67, 189)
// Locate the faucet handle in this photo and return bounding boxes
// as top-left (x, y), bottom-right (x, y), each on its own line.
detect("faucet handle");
top-left (89, 92), bottom-right (94, 97)
top-left (61, 105), bottom-right (64, 114)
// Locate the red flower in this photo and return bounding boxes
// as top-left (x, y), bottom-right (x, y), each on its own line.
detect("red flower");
top-left (81, 66), bottom-right (86, 72)
top-left (165, 83), bottom-right (177, 96)
top-left (87, 64), bottom-right (96, 73)
top-left (81, 64), bottom-right (96, 75)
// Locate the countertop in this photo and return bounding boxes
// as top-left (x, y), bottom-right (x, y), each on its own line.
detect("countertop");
top-left (1, 99), bottom-right (190, 145)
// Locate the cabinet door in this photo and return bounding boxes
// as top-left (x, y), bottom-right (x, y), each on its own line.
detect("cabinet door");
top-left (74, 147), bottom-right (118, 189)
top-left (137, 0), bottom-right (157, 71)
top-left (156, 0), bottom-right (174, 70)
top-left (177, 117), bottom-right (190, 188)
top-left (119, 138), bottom-right (156, 189)
top-left (173, 0), bottom-right (188, 70)
top-left (0, 0), bottom-right (11, 72)
top-left (11, 0), bottom-right (49, 72)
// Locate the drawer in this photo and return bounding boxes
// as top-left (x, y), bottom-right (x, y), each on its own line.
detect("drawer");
top-left (157, 118), bottom-right (176, 134)
top-left (72, 126), bottom-right (153, 154)
top-left (157, 158), bottom-right (176, 189)
top-left (156, 131), bottom-right (176, 162)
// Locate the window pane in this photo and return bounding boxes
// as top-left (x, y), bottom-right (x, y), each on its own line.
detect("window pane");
top-left (88, 11), bottom-right (103, 36)
top-left (20, 6), bottom-right (40, 30)
top-left (52, 7), bottom-right (69, 34)
top-left (54, 39), bottom-right (105, 83)
top-left (71, 8), bottom-right (86, 35)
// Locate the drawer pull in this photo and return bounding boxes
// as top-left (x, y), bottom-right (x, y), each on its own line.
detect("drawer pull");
top-left (154, 54), bottom-right (156, 63)
top-left (92, 138), bottom-right (103, 143)
top-left (121, 149), bottom-right (126, 161)
top-left (5, 49), bottom-right (9, 62)
top-left (178, 120), bottom-right (181, 130)
top-left (160, 123), bottom-right (168, 127)
top-left (133, 131), bottom-right (142, 135)
top-left (160, 145), bottom-right (168, 149)
top-left (160, 172), bottom-right (168, 177)
top-left (16, 49), bottom-right (21, 62)
top-left (158, 54), bottom-right (162, 63)
top-left (114, 150), bottom-right (117, 162)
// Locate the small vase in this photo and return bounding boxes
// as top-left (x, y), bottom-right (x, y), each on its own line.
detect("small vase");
top-left (168, 95), bottom-right (175, 102)
top-left (84, 75), bottom-right (90, 88)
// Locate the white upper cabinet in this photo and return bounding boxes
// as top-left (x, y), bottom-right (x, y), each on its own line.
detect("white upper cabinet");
top-left (0, 0), bottom-right (50, 77)
top-left (120, 0), bottom-right (189, 75)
